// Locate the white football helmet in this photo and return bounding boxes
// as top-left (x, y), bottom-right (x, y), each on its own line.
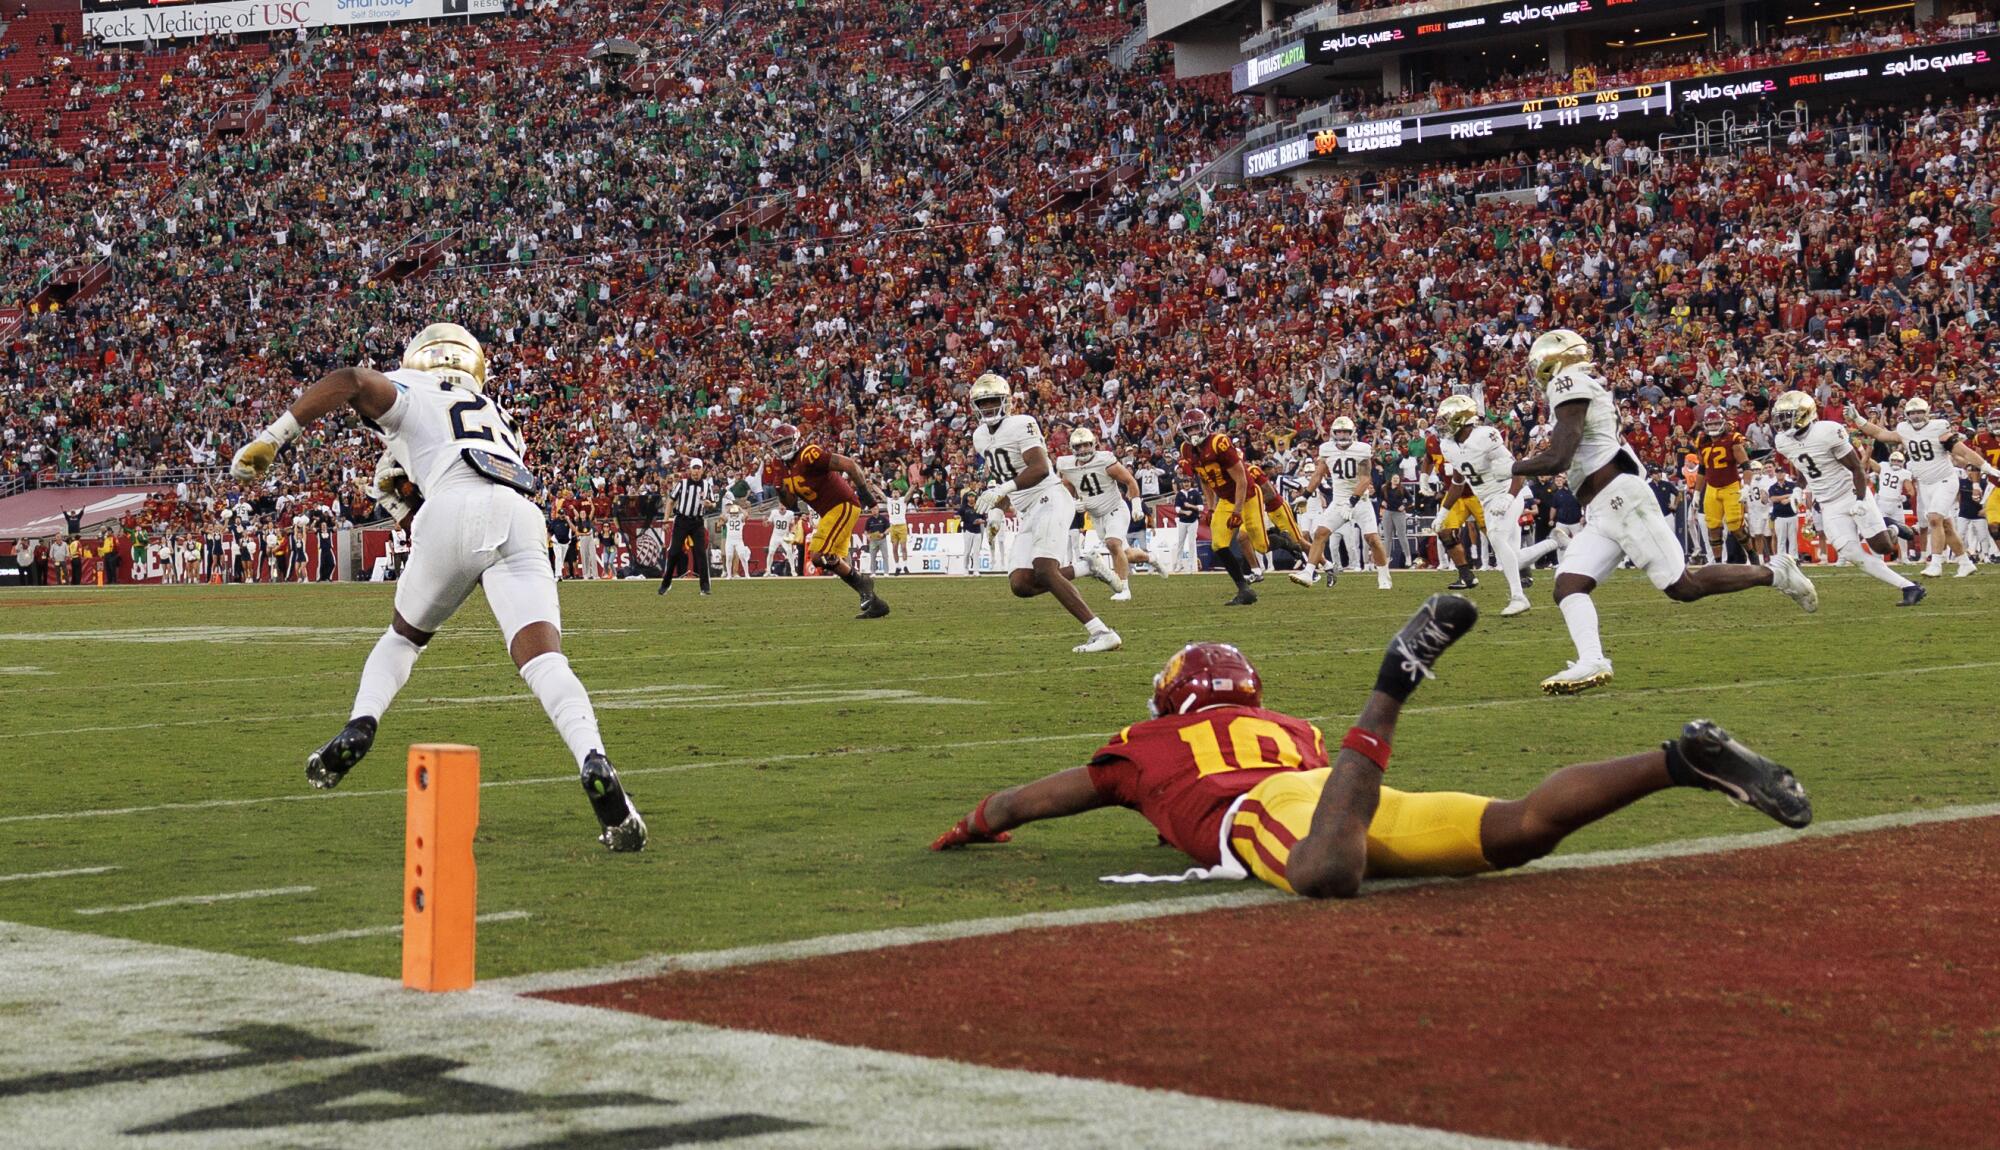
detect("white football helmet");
top-left (1526, 329), bottom-right (1591, 385)
top-left (403, 322), bottom-right (486, 393)
top-left (1904, 397), bottom-right (1931, 429)
top-left (1329, 415), bottom-right (1356, 449)
top-left (969, 373), bottom-right (1011, 430)
top-left (1068, 426), bottom-right (1098, 461)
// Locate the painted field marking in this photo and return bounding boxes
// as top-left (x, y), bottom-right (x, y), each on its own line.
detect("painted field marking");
top-left (0, 866), bottom-right (117, 883)
top-left (486, 801), bottom-right (2000, 995)
top-left (72, 885), bottom-right (316, 916)
top-left (6, 659), bottom-right (1999, 827)
top-left (288, 909), bottom-right (532, 945)
top-left (0, 665), bottom-right (53, 675)
top-left (0, 625), bottom-right (636, 645)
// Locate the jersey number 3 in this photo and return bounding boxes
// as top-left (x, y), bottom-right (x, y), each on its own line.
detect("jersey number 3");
top-left (1177, 715), bottom-right (1308, 777)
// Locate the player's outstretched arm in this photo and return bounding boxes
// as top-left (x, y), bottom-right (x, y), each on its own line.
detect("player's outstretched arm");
top-left (1511, 403), bottom-right (1585, 477)
top-left (1845, 411), bottom-right (1901, 444)
top-left (230, 366), bottom-right (401, 480)
top-left (1947, 440), bottom-right (2000, 479)
top-left (930, 767), bottom-right (1110, 850)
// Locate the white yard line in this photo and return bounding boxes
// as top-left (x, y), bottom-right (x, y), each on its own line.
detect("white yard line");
top-left (0, 866), bottom-right (117, 883)
top-left (7, 658), bottom-right (1999, 827)
top-left (72, 885), bottom-right (316, 917)
top-left (288, 909), bottom-right (532, 945)
top-left (486, 800), bottom-right (2000, 996)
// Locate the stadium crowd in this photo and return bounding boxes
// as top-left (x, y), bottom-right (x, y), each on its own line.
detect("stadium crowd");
top-left (2, 0), bottom-right (1998, 579)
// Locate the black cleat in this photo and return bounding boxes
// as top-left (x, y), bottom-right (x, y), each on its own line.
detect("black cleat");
top-left (1672, 720), bottom-right (1812, 829)
top-left (1521, 573), bottom-right (1535, 589)
top-left (656, 582), bottom-right (670, 596)
top-left (1446, 575), bottom-right (1479, 589)
top-left (1387, 593), bottom-right (1479, 681)
top-left (1226, 587), bottom-right (1258, 606)
top-left (306, 716), bottom-right (377, 790)
top-left (856, 595), bottom-right (891, 619)
top-left (581, 751), bottom-right (648, 851)
top-left (1898, 584), bottom-right (1927, 608)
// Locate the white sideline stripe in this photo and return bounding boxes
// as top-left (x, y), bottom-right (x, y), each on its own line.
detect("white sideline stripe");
top-left (7, 658), bottom-right (1999, 827)
top-left (0, 865), bottom-right (117, 883)
top-left (486, 801), bottom-right (2000, 995)
top-left (72, 885), bottom-right (316, 916)
top-left (288, 909), bottom-right (532, 945)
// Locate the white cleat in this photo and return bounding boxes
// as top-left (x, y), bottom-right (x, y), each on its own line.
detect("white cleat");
top-left (1073, 629), bottom-right (1123, 654)
top-left (1376, 569), bottom-right (1392, 590)
top-left (1541, 658), bottom-right (1613, 696)
top-left (1550, 524), bottom-right (1573, 552)
top-left (1288, 570), bottom-right (1318, 588)
top-left (1766, 553), bottom-right (1819, 613)
top-left (1921, 559), bottom-right (1943, 578)
top-left (1955, 558), bottom-right (1977, 578)
top-left (1502, 597), bottom-right (1532, 617)
top-left (1110, 589), bottom-right (1132, 602)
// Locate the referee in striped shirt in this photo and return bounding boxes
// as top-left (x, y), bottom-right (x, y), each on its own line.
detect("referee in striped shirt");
top-left (657, 460), bottom-right (717, 596)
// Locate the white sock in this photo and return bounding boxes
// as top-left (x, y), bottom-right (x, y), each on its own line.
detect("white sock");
top-left (351, 630), bottom-right (423, 721)
top-left (1856, 550), bottom-right (1913, 589)
top-left (1558, 594), bottom-right (1605, 665)
top-left (1518, 536), bottom-right (1561, 567)
top-left (1085, 616), bottom-right (1111, 635)
top-left (519, 652), bottom-right (604, 771)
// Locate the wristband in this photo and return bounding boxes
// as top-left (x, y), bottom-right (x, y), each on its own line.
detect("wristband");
top-left (1340, 726), bottom-right (1392, 772)
top-left (996, 480), bottom-right (1018, 498)
top-left (970, 795), bottom-right (997, 836)
top-left (263, 411), bottom-right (303, 446)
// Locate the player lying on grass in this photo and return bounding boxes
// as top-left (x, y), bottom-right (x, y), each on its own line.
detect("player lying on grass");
top-left (229, 323), bottom-right (647, 851)
top-left (931, 595), bottom-right (1811, 897)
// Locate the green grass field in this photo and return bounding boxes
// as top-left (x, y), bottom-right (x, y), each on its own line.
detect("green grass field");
top-left (3, 569), bottom-right (1996, 981)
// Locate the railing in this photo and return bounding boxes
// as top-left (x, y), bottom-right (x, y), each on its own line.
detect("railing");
top-left (1111, 22), bottom-right (1150, 72)
top-left (22, 465), bottom-right (230, 491)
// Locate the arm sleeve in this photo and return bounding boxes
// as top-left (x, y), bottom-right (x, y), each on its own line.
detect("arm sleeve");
top-left (370, 385), bottom-right (412, 435)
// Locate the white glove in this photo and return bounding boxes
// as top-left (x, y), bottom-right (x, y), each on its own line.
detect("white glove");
top-left (975, 485), bottom-right (1010, 514)
top-left (371, 450), bottom-right (411, 498)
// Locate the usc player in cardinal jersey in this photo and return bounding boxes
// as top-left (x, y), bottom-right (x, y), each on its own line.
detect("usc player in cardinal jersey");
top-left (764, 423), bottom-right (890, 619)
top-left (1693, 407), bottom-right (1753, 561)
top-left (932, 596), bottom-right (1812, 898)
top-left (1972, 410), bottom-right (2000, 472)
top-left (1179, 410), bottom-right (1265, 606)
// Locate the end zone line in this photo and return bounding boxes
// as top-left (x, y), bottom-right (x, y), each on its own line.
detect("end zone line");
top-left (288, 909), bottom-right (532, 945)
top-left (0, 866), bottom-right (118, 883)
top-left (483, 801), bottom-right (2000, 995)
top-left (73, 885), bottom-right (317, 916)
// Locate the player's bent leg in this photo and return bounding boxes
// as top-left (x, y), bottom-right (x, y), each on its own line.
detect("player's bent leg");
top-left (308, 614), bottom-right (434, 790)
top-left (509, 622), bottom-right (647, 852)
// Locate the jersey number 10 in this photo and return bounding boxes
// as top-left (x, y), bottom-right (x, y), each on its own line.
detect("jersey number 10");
top-left (1177, 714), bottom-right (1311, 776)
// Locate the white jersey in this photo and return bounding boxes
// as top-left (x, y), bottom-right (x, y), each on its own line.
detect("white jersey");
top-left (723, 505), bottom-right (746, 536)
top-left (1876, 463), bottom-right (1911, 510)
top-left (1056, 452), bottom-right (1123, 514)
top-left (1896, 419), bottom-right (1959, 484)
top-left (1316, 439), bottom-right (1373, 501)
top-left (1545, 364), bottom-right (1639, 493)
top-left (1774, 420), bottom-right (1862, 505)
top-left (768, 506), bottom-right (796, 534)
top-left (886, 496), bottom-right (909, 526)
top-left (375, 367), bottom-right (531, 496)
top-left (974, 415), bottom-right (1061, 500)
top-left (1438, 425), bottom-right (1516, 506)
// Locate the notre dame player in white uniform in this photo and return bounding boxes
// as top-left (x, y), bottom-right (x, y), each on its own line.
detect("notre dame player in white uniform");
top-left (1434, 395), bottom-right (1563, 617)
top-left (1057, 427), bottom-right (1159, 602)
top-left (969, 373), bottom-right (1121, 653)
top-left (1770, 391), bottom-right (1923, 606)
top-left (1849, 397), bottom-right (2000, 578)
top-left (1290, 416), bottom-right (1393, 591)
top-left (721, 502), bottom-right (751, 578)
top-left (1510, 329), bottom-right (1818, 695)
top-left (229, 323), bottom-right (646, 851)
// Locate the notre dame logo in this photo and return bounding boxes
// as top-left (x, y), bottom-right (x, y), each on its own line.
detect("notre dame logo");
top-left (1553, 379), bottom-right (1576, 394)
top-left (1608, 496), bottom-right (1625, 511)
top-left (1313, 130), bottom-right (1339, 155)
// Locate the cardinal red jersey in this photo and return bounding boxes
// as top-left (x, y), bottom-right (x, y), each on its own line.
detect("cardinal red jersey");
top-left (1693, 430), bottom-right (1745, 488)
top-left (1087, 706), bottom-right (1329, 866)
top-left (1179, 432), bottom-right (1243, 493)
top-left (764, 443), bottom-right (857, 516)
top-left (1244, 463), bottom-right (1285, 512)
top-left (1973, 430), bottom-right (2000, 471)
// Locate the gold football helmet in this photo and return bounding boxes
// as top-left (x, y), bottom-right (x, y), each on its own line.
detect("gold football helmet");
top-left (970, 373), bottom-right (1011, 429)
top-left (1068, 426), bottom-right (1098, 459)
top-left (1526, 328), bottom-right (1591, 385)
top-left (1903, 397), bottom-right (1931, 429)
top-left (1438, 394), bottom-right (1479, 435)
top-left (403, 323), bottom-right (487, 393)
top-left (1773, 390), bottom-right (1817, 432)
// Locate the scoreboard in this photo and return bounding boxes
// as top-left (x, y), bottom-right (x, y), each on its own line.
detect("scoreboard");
top-left (1418, 83), bottom-right (1670, 143)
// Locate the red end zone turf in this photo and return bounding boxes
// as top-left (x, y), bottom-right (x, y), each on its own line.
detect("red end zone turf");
top-left (542, 819), bottom-right (2000, 1150)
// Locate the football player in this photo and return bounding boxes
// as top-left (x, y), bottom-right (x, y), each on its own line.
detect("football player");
top-left (721, 501), bottom-right (751, 578)
top-left (1246, 459), bottom-right (1304, 560)
top-left (1743, 462), bottom-right (1773, 562)
top-left (970, 374), bottom-right (1122, 653)
top-left (1056, 427), bottom-right (1156, 602)
top-left (763, 423), bottom-right (890, 618)
top-left (1771, 392), bottom-right (1923, 605)
top-left (229, 323), bottom-right (647, 851)
top-left (1290, 416), bottom-right (1392, 591)
top-left (1692, 406), bottom-right (1753, 562)
top-left (1848, 399), bottom-right (2000, 578)
top-left (1875, 451), bottom-right (1915, 564)
top-left (931, 596), bottom-right (1810, 898)
top-left (1179, 409), bottom-right (1264, 605)
top-left (1433, 395), bottom-right (1562, 616)
top-left (1511, 329), bottom-right (1817, 695)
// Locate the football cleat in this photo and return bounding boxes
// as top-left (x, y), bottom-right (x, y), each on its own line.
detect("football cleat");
top-left (1447, 575), bottom-right (1479, 590)
top-left (1920, 559), bottom-right (1943, 578)
top-left (1287, 570), bottom-right (1317, 588)
top-left (1110, 589), bottom-right (1132, 602)
top-left (1376, 568), bottom-right (1392, 590)
top-left (1541, 658), bottom-right (1613, 696)
top-left (1550, 525), bottom-right (1573, 552)
top-left (1521, 573), bottom-right (1535, 589)
top-left (1324, 568), bottom-right (1340, 588)
top-left (1074, 629), bottom-right (1123, 654)
top-left (1226, 587), bottom-right (1258, 606)
top-left (306, 716), bottom-right (377, 790)
top-left (1766, 553), bottom-right (1818, 613)
top-left (1672, 720), bottom-right (1812, 829)
top-left (856, 595), bottom-right (891, 619)
top-left (1245, 570), bottom-right (1265, 584)
top-left (1955, 557), bottom-right (1976, 578)
top-left (1502, 597), bottom-right (1532, 617)
top-left (1386, 593), bottom-right (1479, 682)
top-left (581, 751), bottom-right (647, 852)
top-left (1899, 584), bottom-right (1927, 608)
